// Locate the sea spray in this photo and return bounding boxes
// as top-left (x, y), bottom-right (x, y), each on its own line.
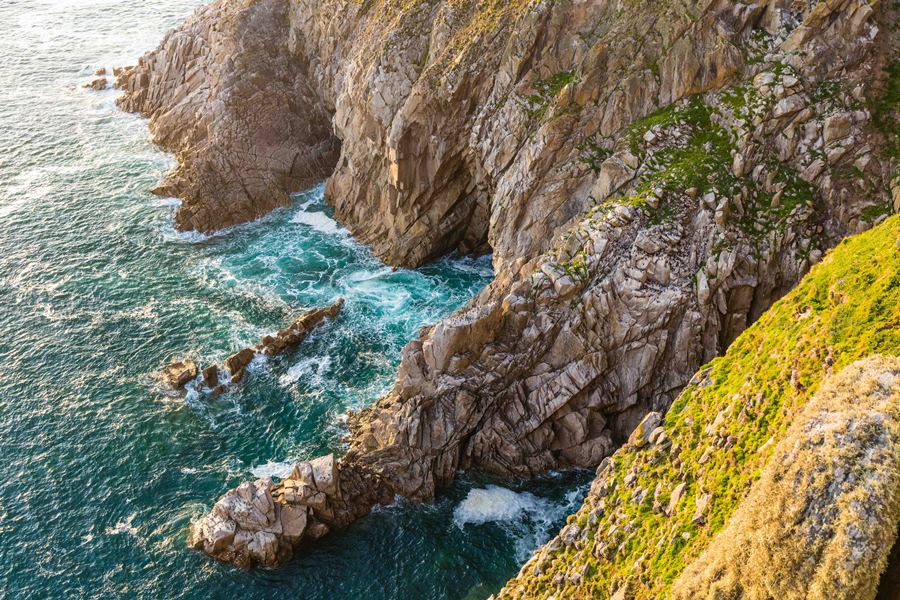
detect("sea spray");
top-left (453, 482), bottom-right (591, 562)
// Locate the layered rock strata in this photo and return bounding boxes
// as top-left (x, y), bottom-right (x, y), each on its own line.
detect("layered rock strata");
top-left (124, 0), bottom-right (900, 569)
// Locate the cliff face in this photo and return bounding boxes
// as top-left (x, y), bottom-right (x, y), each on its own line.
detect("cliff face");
top-left (120, 0), bottom-right (900, 574)
top-left (495, 214), bottom-right (900, 599)
top-left (117, 0), bottom-right (341, 232)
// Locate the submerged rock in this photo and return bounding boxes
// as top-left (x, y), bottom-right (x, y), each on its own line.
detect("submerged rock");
top-left (163, 300), bottom-right (343, 391)
top-left (83, 77), bottom-right (107, 90)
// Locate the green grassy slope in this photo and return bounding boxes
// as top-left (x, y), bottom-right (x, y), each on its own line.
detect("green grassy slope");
top-left (498, 214), bottom-right (900, 599)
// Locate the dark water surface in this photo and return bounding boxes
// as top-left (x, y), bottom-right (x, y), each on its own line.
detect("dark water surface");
top-left (0, 1), bottom-right (588, 598)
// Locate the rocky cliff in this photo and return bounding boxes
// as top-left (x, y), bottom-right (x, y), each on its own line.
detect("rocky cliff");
top-left (119, 0), bottom-right (900, 578)
top-left (494, 214), bottom-right (900, 598)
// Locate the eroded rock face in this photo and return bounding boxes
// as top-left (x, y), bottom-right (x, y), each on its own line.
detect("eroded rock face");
top-left (117, 0), bottom-right (340, 233)
top-left (189, 454), bottom-right (395, 568)
top-left (167, 0), bottom-right (899, 569)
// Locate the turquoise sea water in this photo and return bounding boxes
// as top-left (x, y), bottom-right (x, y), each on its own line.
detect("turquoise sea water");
top-left (0, 1), bottom-right (589, 598)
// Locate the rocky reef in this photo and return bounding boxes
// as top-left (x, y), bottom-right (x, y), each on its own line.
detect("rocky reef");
top-left (120, 0), bottom-right (900, 582)
top-left (161, 299), bottom-right (343, 392)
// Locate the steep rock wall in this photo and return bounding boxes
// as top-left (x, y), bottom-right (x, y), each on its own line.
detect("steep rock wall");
top-left (117, 0), bottom-right (340, 231)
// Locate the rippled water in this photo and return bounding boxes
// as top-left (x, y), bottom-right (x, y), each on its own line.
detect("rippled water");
top-left (0, 2), bottom-right (588, 598)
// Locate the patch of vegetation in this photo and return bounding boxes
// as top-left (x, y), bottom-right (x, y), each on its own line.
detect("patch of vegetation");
top-left (559, 251), bottom-right (589, 282)
top-left (862, 200), bottom-right (893, 222)
top-left (519, 70), bottom-right (581, 120)
top-left (627, 96), bottom-right (739, 203)
top-left (576, 138), bottom-right (613, 174)
top-left (810, 79), bottom-right (842, 106)
top-left (586, 190), bottom-right (674, 226)
top-left (500, 216), bottom-right (900, 599)
top-left (720, 83), bottom-right (764, 125)
top-left (870, 61), bottom-right (900, 159)
top-left (736, 159), bottom-right (816, 239)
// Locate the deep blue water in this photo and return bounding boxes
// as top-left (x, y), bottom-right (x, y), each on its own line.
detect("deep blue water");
top-left (0, 2), bottom-right (588, 598)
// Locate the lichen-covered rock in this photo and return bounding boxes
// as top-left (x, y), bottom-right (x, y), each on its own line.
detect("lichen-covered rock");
top-left (671, 356), bottom-right (900, 600)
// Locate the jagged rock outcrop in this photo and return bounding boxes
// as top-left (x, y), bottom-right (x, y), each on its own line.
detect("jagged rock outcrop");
top-left (162, 359), bottom-right (198, 388)
top-left (223, 298), bottom-right (344, 383)
top-left (117, 0), bottom-right (340, 232)
top-left (133, 0), bottom-right (900, 570)
top-left (670, 356), bottom-right (900, 600)
top-left (83, 77), bottom-right (108, 90)
top-left (188, 453), bottom-right (395, 568)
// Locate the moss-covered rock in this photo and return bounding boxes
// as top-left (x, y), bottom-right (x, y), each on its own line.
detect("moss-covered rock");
top-left (671, 355), bottom-right (900, 600)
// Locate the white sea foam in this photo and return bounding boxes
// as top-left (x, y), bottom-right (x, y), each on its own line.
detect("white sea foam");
top-left (453, 485), bottom-right (550, 527)
top-left (153, 196), bottom-right (182, 208)
top-left (447, 255), bottom-right (495, 277)
top-left (291, 208), bottom-right (348, 237)
top-left (105, 513), bottom-right (138, 536)
top-left (279, 355), bottom-right (331, 386)
top-left (158, 223), bottom-right (211, 244)
top-left (250, 460), bottom-right (294, 480)
top-left (454, 482), bottom-right (589, 561)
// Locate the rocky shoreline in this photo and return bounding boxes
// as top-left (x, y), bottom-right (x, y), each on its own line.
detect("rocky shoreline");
top-left (117, 0), bottom-right (899, 587)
